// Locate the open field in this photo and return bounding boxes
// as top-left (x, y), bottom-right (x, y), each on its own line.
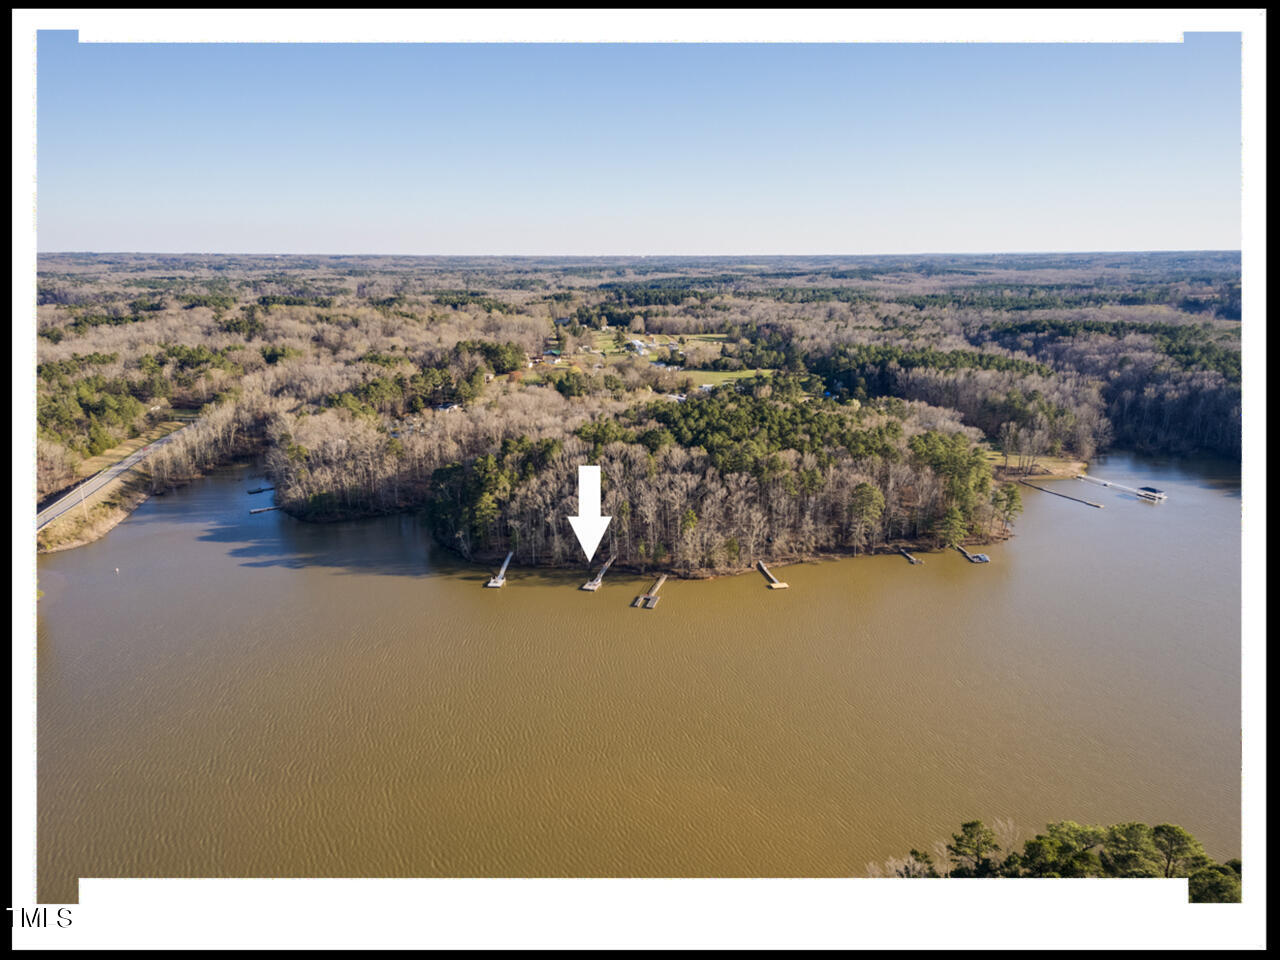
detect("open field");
top-left (982, 449), bottom-right (1089, 479)
top-left (684, 368), bottom-right (776, 387)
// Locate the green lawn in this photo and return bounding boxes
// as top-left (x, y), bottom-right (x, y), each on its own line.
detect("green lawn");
top-left (571, 332), bottom-right (773, 388)
top-left (683, 368), bottom-right (775, 386)
top-left (590, 331), bottom-right (627, 356)
top-left (590, 331), bottom-right (727, 355)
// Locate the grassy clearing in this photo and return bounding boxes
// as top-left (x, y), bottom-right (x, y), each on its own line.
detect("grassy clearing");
top-left (683, 368), bottom-right (776, 387)
top-left (589, 331), bottom-right (702, 357)
top-left (590, 331), bottom-right (628, 356)
top-left (518, 360), bottom-right (575, 384)
top-left (982, 448), bottom-right (1088, 478)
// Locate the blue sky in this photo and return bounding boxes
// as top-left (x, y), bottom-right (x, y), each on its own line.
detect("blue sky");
top-left (36, 33), bottom-right (1241, 254)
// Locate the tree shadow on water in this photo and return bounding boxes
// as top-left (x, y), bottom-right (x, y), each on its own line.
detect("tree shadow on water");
top-left (193, 508), bottom-right (480, 580)
top-left (124, 469), bottom-right (636, 587)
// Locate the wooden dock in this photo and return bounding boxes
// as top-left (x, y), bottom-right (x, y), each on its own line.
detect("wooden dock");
top-left (248, 505), bottom-right (280, 514)
top-left (633, 574), bottom-right (667, 609)
top-left (955, 545), bottom-right (991, 564)
top-left (486, 551), bottom-right (514, 588)
top-left (898, 546), bottom-right (923, 565)
top-left (757, 560), bottom-right (789, 589)
top-left (1020, 478), bottom-right (1104, 508)
top-left (247, 486), bottom-right (275, 495)
top-left (581, 555), bottom-right (615, 591)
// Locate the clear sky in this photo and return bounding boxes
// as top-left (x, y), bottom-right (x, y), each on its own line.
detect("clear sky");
top-left (36, 32), bottom-right (1242, 255)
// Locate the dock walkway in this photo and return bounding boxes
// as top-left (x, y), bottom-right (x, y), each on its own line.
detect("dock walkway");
top-left (757, 560), bottom-right (789, 589)
top-left (486, 551), bottom-right (514, 588)
top-left (898, 546), bottom-right (923, 565)
top-left (1020, 478), bottom-right (1104, 508)
top-left (633, 574), bottom-right (667, 609)
top-left (581, 555), bottom-right (615, 591)
top-left (956, 545), bottom-right (991, 564)
top-left (1076, 474), bottom-right (1166, 501)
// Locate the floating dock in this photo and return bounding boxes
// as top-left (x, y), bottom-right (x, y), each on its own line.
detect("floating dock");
top-left (248, 505), bottom-right (280, 514)
top-left (1020, 478), bottom-right (1104, 508)
top-left (956, 545), bottom-right (990, 564)
top-left (1076, 475), bottom-right (1167, 501)
top-left (581, 555), bottom-right (615, 592)
top-left (486, 551), bottom-right (513, 588)
top-left (247, 486), bottom-right (275, 495)
top-left (633, 574), bottom-right (667, 609)
top-left (757, 560), bottom-right (789, 589)
top-left (898, 546), bottom-right (923, 565)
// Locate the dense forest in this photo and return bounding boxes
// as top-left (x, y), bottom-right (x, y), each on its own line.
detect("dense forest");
top-left (35, 251), bottom-right (1241, 570)
top-left (873, 819), bottom-right (1241, 903)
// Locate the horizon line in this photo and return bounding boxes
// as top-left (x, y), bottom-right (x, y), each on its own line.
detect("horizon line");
top-left (36, 248), bottom-right (1243, 258)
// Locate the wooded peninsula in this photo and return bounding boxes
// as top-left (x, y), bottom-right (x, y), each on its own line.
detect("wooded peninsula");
top-left (36, 252), bottom-right (1241, 570)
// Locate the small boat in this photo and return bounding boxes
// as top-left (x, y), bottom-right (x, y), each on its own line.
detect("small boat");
top-left (1136, 486), bottom-right (1167, 502)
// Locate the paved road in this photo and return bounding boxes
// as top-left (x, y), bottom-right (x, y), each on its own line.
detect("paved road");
top-left (36, 427), bottom-right (189, 531)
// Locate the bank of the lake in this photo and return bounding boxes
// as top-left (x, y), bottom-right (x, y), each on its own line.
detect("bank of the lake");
top-left (35, 429), bottom-right (1054, 571)
top-left (36, 451), bottom-right (1240, 902)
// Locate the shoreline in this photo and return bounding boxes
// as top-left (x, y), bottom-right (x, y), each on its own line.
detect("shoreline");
top-left (428, 531), bottom-right (1013, 583)
top-left (24, 447), bottom-right (1121, 559)
top-left (37, 459), bottom-right (234, 555)
top-left (991, 458), bottom-right (1088, 482)
top-left (36, 416), bottom-right (201, 554)
top-left (30, 451), bottom-right (1022, 562)
top-left (37, 479), bottom-right (154, 554)
top-left (36, 414), bottom-right (268, 553)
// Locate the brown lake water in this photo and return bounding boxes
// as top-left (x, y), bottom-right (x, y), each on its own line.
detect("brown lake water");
top-left (36, 452), bottom-right (1241, 901)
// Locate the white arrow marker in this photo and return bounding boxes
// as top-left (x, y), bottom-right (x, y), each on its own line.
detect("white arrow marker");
top-left (567, 464), bottom-right (612, 563)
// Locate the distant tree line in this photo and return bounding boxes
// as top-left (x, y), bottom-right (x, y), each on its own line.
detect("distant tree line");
top-left (33, 251), bottom-right (1240, 545)
top-left (881, 819), bottom-right (1240, 904)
